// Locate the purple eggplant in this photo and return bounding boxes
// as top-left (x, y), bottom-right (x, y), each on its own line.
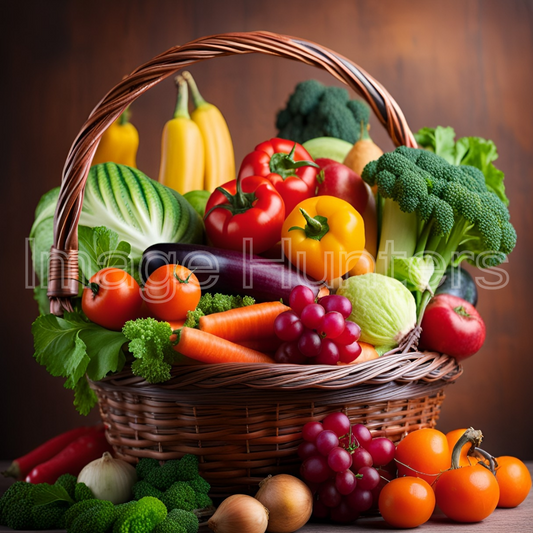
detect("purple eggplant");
top-left (139, 243), bottom-right (327, 304)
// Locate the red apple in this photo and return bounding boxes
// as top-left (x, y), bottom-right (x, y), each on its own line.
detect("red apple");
top-left (419, 293), bottom-right (486, 360)
top-left (315, 158), bottom-right (369, 214)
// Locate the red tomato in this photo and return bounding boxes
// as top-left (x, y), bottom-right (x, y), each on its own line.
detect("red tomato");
top-left (204, 175), bottom-right (285, 254)
top-left (394, 428), bottom-right (451, 486)
top-left (315, 158), bottom-right (369, 214)
top-left (82, 267), bottom-right (143, 330)
top-left (434, 463), bottom-right (500, 522)
top-left (495, 456), bottom-right (532, 508)
top-left (419, 293), bottom-right (486, 360)
top-left (143, 264), bottom-right (201, 321)
top-left (379, 476), bottom-right (436, 528)
top-left (238, 138), bottom-right (320, 216)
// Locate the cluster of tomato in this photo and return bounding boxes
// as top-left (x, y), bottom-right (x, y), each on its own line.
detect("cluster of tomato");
top-left (377, 427), bottom-right (531, 528)
top-left (82, 264), bottom-right (200, 331)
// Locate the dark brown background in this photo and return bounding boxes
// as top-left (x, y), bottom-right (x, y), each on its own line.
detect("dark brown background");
top-left (1, 0), bottom-right (532, 461)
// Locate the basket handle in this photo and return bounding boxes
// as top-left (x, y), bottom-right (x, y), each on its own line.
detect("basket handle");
top-left (48, 30), bottom-right (417, 315)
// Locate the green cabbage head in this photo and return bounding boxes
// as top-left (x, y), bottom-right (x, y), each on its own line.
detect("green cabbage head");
top-left (337, 273), bottom-right (417, 351)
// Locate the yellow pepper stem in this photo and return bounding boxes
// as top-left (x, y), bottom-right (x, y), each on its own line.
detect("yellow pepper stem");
top-left (174, 76), bottom-right (191, 120)
top-left (288, 208), bottom-right (330, 241)
top-left (182, 71), bottom-right (207, 108)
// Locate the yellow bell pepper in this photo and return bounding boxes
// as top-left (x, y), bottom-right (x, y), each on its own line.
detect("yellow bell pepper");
top-left (281, 196), bottom-right (365, 282)
top-left (91, 108), bottom-right (139, 168)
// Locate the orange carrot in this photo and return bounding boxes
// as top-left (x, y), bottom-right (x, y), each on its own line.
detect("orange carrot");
top-left (167, 319), bottom-right (185, 331)
top-left (198, 301), bottom-right (289, 341)
top-left (173, 327), bottom-right (275, 364)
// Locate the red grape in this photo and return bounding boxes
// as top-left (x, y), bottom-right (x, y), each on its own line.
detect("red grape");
top-left (302, 421), bottom-right (323, 442)
top-left (318, 294), bottom-right (352, 318)
top-left (356, 466), bottom-right (381, 490)
top-left (317, 311), bottom-right (345, 339)
top-left (298, 441), bottom-right (318, 460)
top-left (345, 487), bottom-right (373, 512)
top-left (338, 341), bottom-right (362, 363)
top-left (328, 447), bottom-right (353, 472)
top-left (273, 310), bottom-right (303, 341)
top-left (352, 423), bottom-right (373, 448)
top-left (322, 412), bottom-right (350, 437)
top-left (318, 480), bottom-right (342, 508)
top-left (329, 498), bottom-right (360, 524)
top-left (334, 320), bottom-right (361, 345)
top-left (289, 285), bottom-right (316, 316)
top-left (315, 430), bottom-right (339, 456)
top-left (300, 303), bottom-right (325, 330)
top-left (274, 342), bottom-right (306, 364)
top-left (365, 437), bottom-right (395, 466)
top-left (312, 497), bottom-right (330, 519)
top-left (335, 470), bottom-right (357, 495)
top-left (315, 339), bottom-right (340, 365)
top-left (351, 447), bottom-right (374, 471)
top-left (301, 455), bottom-right (331, 483)
top-left (298, 329), bottom-right (322, 357)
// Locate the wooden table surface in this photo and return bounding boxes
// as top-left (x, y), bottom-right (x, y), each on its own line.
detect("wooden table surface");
top-left (1, 461), bottom-right (531, 532)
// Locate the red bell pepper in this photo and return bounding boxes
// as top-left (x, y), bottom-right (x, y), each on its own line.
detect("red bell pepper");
top-left (204, 175), bottom-right (285, 254)
top-left (238, 138), bottom-right (320, 216)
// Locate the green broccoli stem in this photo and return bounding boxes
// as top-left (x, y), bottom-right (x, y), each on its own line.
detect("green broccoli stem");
top-left (375, 199), bottom-right (418, 275)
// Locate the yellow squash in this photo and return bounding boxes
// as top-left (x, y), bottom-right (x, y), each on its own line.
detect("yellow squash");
top-left (91, 108), bottom-right (139, 168)
top-left (182, 71), bottom-right (235, 192)
top-left (158, 76), bottom-right (205, 194)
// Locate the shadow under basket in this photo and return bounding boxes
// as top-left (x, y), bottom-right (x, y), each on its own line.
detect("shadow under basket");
top-left (89, 352), bottom-right (462, 497)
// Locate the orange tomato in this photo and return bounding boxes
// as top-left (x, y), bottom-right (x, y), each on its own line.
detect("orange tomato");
top-left (495, 456), bottom-right (532, 508)
top-left (348, 249), bottom-right (375, 276)
top-left (434, 462), bottom-right (500, 522)
top-left (446, 428), bottom-right (473, 467)
top-left (379, 476), bottom-right (436, 528)
top-left (395, 428), bottom-right (451, 486)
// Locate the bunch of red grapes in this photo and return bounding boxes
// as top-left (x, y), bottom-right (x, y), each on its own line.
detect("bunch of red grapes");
top-left (298, 412), bottom-right (396, 523)
top-left (274, 285), bottom-right (362, 365)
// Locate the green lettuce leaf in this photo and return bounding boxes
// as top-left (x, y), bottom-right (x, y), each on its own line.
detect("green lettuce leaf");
top-left (32, 311), bottom-right (127, 415)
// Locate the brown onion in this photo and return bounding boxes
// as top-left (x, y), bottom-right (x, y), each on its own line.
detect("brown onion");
top-left (255, 474), bottom-right (313, 533)
top-left (208, 494), bottom-right (269, 533)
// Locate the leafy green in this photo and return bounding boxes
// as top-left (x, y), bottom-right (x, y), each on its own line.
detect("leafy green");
top-left (415, 125), bottom-right (508, 205)
top-left (183, 293), bottom-right (255, 328)
top-left (122, 318), bottom-right (184, 383)
top-left (32, 311), bottom-right (127, 414)
top-left (78, 226), bottom-right (132, 283)
top-left (32, 484), bottom-right (74, 507)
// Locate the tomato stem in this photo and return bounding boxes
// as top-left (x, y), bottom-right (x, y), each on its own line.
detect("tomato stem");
top-left (450, 428), bottom-right (483, 470)
top-left (173, 265), bottom-right (194, 284)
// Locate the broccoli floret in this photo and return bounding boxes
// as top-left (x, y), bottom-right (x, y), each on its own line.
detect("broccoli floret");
top-left (175, 455), bottom-right (199, 482)
top-left (69, 499), bottom-right (116, 533)
top-left (362, 145), bottom-right (516, 322)
top-left (146, 459), bottom-right (181, 491)
top-left (136, 457), bottom-right (161, 480)
top-left (276, 79), bottom-right (372, 144)
top-left (161, 482), bottom-right (197, 512)
top-left (112, 496), bottom-right (167, 533)
top-left (123, 318), bottom-right (181, 383)
top-left (185, 475), bottom-right (210, 495)
top-left (132, 480), bottom-right (163, 500)
top-left (184, 293), bottom-right (255, 328)
top-left (194, 492), bottom-right (213, 509)
top-left (55, 473), bottom-right (78, 499)
top-left (64, 499), bottom-right (103, 529)
top-left (32, 500), bottom-right (70, 530)
top-left (74, 482), bottom-right (94, 502)
top-left (0, 481), bottom-right (36, 529)
top-left (154, 508), bottom-right (199, 533)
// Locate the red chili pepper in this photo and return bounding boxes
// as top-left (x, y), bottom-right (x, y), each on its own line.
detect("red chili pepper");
top-left (1, 424), bottom-right (103, 480)
top-left (204, 175), bottom-right (285, 254)
top-left (238, 138), bottom-right (320, 216)
top-left (25, 427), bottom-right (113, 484)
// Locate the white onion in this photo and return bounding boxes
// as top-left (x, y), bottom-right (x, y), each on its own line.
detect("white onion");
top-left (77, 452), bottom-right (137, 504)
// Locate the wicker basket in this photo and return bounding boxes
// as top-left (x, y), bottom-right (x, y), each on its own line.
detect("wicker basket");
top-left (48, 31), bottom-right (463, 497)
